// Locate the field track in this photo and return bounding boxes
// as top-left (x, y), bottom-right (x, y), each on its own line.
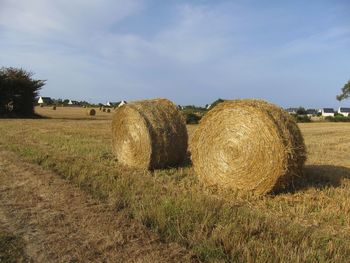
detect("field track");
top-left (0, 150), bottom-right (193, 263)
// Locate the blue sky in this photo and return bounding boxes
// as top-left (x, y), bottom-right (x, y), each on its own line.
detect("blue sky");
top-left (0, 0), bottom-right (349, 107)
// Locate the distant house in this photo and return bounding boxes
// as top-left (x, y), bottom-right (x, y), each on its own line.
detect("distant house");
top-left (106, 102), bottom-right (115, 107)
top-left (306, 109), bottom-right (318, 117)
top-left (285, 108), bottom-right (298, 114)
top-left (321, 108), bottom-right (334, 117)
top-left (106, 100), bottom-right (127, 107)
top-left (68, 100), bottom-right (80, 106)
top-left (119, 100), bottom-right (127, 107)
top-left (206, 104), bottom-right (212, 110)
top-left (338, 107), bottom-right (350, 117)
top-left (38, 96), bottom-right (53, 105)
top-left (106, 101), bottom-right (127, 107)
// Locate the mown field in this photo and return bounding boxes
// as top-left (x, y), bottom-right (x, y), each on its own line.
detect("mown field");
top-left (2, 106), bottom-right (350, 262)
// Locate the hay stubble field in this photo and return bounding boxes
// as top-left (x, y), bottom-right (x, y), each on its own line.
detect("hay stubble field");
top-left (2, 106), bottom-right (350, 262)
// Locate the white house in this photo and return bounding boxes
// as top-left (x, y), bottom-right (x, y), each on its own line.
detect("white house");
top-left (285, 108), bottom-right (298, 114)
top-left (338, 107), bottom-right (350, 117)
top-left (321, 108), bottom-right (334, 117)
top-left (118, 100), bottom-right (127, 107)
top-left (38, 97), bottom-right (53, 105)
top-left (106, 101), bottom-right (127, 107)
top-left (68, 100), bottom-right (80, 106)
top-left (306, 109), bottom-right (318, 117)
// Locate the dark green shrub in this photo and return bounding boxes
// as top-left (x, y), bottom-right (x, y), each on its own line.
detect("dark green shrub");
top-left (185, 112), bottom-right (201, 124)
top-left (325, 116), bottom-right (350, 122)
top-left (292, 114), bottom-right (311, 123)
top-left (0, 67), bottom-right (45, 117)
top-left (296, 107), bottom-right (307, 115)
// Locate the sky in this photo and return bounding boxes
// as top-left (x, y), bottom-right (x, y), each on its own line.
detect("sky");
top-left (0, 0), bottom-right (349, 108)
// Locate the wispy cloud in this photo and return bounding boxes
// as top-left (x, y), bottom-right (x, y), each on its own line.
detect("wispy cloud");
top-left (0, 1), bottom-right (349, 107)
top-left (280, 27), bottom-right (350, 56)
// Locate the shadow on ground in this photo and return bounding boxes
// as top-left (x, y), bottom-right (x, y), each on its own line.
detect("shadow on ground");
top-left (292, 165), bottom-right (350, 192)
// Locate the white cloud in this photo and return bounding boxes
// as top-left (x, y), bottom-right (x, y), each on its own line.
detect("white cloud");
top-left (0, 1), bottom-right (349, 106)
top-left (280, 27), bottom-right (350, 56)
top-left (0, 0), bottom-right (144, 38)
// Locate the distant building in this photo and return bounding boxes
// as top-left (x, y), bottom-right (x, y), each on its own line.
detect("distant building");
top-left (68, 100), bottom-right (80, 106)
top-left (306, 109), bottom-right (318, 117)
top-left (38, 97), bottom-right (53, 105)
top-left (320, 108), bottom-right (334, 117)
top-left (106, 101), bottom-right (127, 107)
top-left (106, 100), bottom-right (127, 107)
top-left (119, 100), bottom-right (127, 107)
top-left (106, 102), bottom-right (115, 107)
top-left (285, 108), bottom-right (298, 114)
top-left (338, 107), bottom-right (350, 117)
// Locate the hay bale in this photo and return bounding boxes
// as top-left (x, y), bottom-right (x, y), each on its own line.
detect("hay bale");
top-left (107, 108), bottom-right (111, 113)
top-left (191, 99), bottom-right (306, 195)
top-left (87, 108), bottom-right (96, 116)
top-left (52, 106), bottom-right (56, 110)
top-left (103, 108), bottom-right (106, 112)
top-left (112, 98), bottom-right (188, 169)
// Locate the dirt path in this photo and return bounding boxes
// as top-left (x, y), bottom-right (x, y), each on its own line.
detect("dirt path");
top-left (0, 151), bottom-right (193, 263)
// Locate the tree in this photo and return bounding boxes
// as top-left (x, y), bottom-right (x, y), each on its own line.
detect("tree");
top-left (336, 80), bottom-right (350, 101)
top-left (296, 107), bottom-right (307, 115)
top-left (0, 67), bottom-right (45, 117)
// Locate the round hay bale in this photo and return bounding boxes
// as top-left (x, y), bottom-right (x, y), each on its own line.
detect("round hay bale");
top-left (52, 106), bottom-right (56, 110)
top-left (87, 108), bottom-right (96, 116)
top-left (191, 99), bottom-right (306, 195)
top-left (107, 108), bottom-right (111, 113)
top-left (103, 108), bottom-right (106, 112)
top-left (112, 98), bottom-right (188, 169)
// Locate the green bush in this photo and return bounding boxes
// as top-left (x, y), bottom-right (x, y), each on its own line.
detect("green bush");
top-left (325, 116), bottom-right (350, 122)
top-left (0, 67), bottom-right (45, 117)
top-left (292, 114), bottom-right (311, 123)
top-left (185, 112), bottom-right (202, 124)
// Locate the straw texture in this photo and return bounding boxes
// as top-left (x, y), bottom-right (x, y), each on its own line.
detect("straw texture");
top-left (87, 109), bottom-right (96, 116)
top-left (191, 99), bottom-right (306, 195)
top-left (112, 98), bottom-right (188, 169)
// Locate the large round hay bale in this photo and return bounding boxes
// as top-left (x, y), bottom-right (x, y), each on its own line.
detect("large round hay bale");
top-left (107, 108), bottom-right (111, 113)
top-left (191, 99), bottom-right (306, 195)
top-left (87, 108), bottom-right (96, 116)
top-left (52, 106), bottom-right (56, 110)
top-left (112, 98), bottom-right (188, 169)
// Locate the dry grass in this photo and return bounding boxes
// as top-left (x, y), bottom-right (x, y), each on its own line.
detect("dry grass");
top-left (35, 106), bottom-right (112, 120)
top-left (1, 111), bottom-right (350, 262)
top-left (0, 151), bottom-right (190, 262)
top-left (0, 229), bottom-right (27, 263)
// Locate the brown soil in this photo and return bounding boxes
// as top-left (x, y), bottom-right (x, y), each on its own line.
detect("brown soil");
top-left (0, 151), bottom-right (194, 263)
